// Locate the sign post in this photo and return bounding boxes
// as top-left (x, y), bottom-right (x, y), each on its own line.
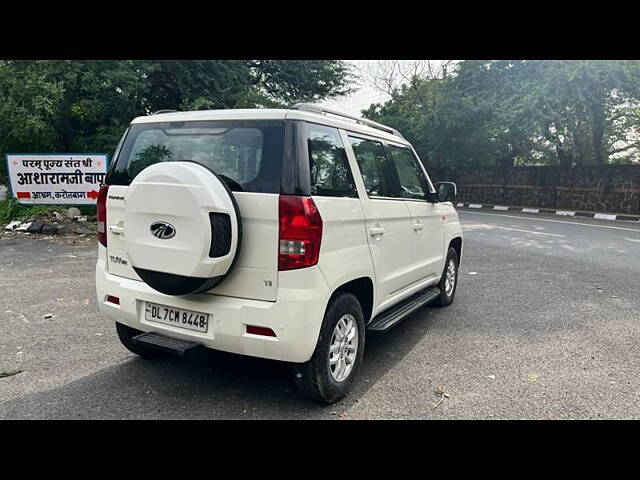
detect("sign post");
top-left (5, 154), bottom-right (109, 205)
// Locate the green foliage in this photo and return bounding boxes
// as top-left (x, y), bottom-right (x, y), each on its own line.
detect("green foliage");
top-left (0, 60), bottom-right (352, 186)
top-left (0, 197), bottom-right (21, 222)
top-left (363, 75), bottom-right (454, 174)
top-left (0, 197), bottom-right (95, 223)
top-left (247, 60), bottom-right (353, 105)
top-left (363, 60), bottom-right (640, 176)
top-left (0, 197), bottom-right (58, 222)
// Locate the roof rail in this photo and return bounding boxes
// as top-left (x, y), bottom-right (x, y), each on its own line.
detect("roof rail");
top-left (291, 103), bottom-right (404, 139)
top-left (150, 109), bottom-right (178, 115)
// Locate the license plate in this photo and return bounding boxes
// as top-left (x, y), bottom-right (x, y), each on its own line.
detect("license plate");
top-left (144, 302), bottom-right (209, 333)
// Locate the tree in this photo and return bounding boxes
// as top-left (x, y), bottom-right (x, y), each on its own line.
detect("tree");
top-left (0, 60), bottom-right (352, 184)
top-left (362, 62), bottom-right (455, 176)
top-left (247, 60), bottom-right (353, 106)
top-left (363, 60), bottom-right (455, 97)
top-left (440, 60), bottom-right (538, 169)
top-left (520, 60), bottom-right (640, 166)
top-left (363, 60), bottom-right (640, 175)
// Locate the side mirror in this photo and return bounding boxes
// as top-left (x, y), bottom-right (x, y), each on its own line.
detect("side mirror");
top-left (434, 182), bottom-right (457, 203)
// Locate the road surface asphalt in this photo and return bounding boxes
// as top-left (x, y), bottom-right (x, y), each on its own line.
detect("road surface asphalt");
top-left (1, 210), bottom-right (639, 419)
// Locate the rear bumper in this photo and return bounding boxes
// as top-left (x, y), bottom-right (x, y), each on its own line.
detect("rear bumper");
top-left (95, 247), bottom-right (330, 363)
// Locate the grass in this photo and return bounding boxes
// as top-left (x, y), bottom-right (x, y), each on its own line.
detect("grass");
top-left (0, 197), bottom-right (96, 224)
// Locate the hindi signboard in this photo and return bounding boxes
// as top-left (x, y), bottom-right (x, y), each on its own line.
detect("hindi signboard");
top-left (5, 154), bottom-right (109, 205)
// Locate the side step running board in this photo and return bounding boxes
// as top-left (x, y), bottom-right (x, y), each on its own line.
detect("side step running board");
top-left (367, 287), bottom-right (441, 332)
top-left (132, 332), bottom-right (202, 356)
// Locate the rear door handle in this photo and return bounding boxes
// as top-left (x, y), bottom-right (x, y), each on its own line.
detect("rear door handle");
top-left (109, 225), bottom-right (125, 235)
top-left (413, 222), bottom-right (424, 232)
top-left (369, 226), bottom-right (386, 237)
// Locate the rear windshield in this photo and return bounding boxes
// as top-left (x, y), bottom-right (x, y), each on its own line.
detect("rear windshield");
top-left (106, 120), bottom-right (284, 193)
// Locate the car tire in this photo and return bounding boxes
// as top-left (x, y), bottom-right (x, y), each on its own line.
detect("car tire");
top-left (115, 322), bottom-right (168, 359)
top-left (434, 247), bottom-right (459, 307)
top-left (294, 293), bottom-right (365, 404)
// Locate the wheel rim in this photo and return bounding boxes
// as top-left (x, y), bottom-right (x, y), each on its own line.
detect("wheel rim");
top-left (329, 314), bottom-right (359, 382)
top-left (444, 258), bottom-right (456, 297)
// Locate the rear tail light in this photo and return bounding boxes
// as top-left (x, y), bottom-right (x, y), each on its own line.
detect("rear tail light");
top-left (278, 195), bottom-right (323, 271)
top-left (97, 185), bottom-right (109, 247)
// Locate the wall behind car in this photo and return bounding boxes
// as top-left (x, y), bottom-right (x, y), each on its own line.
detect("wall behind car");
top-left (447, 165), bottom-right (640, 215)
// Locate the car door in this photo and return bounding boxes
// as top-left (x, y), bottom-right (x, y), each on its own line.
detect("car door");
top-left (303, 123), bottom-right (372, 291)
top-left (386, 142), bottom-right (445, 282)
top-left (342, 132), bottom-right (416, 310)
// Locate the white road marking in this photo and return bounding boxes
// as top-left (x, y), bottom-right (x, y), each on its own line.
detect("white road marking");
top-left (556, 210), bottom-right (576, 216)
top-left (493, 206), bottom-right (509, 211)
top-left (463, 223), bottom-right (565, 237)
top-left (522, 208), bottom-right (540, 213)
top-left (495, 226), bottom-right (565, 237)
top-left (461, 210), bottom-right (640, 233)
top-left (594, 213), bottom-right (617, 221)
top-left (469, 204), bottom-right (483, 209)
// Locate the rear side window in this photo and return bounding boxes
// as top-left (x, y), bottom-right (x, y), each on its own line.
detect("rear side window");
top-left (307, 124), bottom-right (357, 198)
top-left (348, 136), bottom-right (393, 198)
top-left (106, 120), bottom-right (284, 193)
top-left (387, 145), bottom-right (429, 200)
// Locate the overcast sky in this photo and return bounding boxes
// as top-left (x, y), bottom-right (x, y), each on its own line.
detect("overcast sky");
top-left (319, 60), bottom-right (451, 117)
top-left (319, 60), bottom-right (390, 116)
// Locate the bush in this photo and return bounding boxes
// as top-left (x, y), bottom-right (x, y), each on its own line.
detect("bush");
top-left (0, 198), bottom-right (21, 222)
top-left (0, 197), bottom-right (95, 223)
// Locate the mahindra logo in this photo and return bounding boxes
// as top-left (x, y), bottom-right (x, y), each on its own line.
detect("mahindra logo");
top-left (150, 221), bottom-right (176, 240)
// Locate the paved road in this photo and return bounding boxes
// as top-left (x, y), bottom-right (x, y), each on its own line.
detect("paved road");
top-left (1, 211), bottom-right (639, 419)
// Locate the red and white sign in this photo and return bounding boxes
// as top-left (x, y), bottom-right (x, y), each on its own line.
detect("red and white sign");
top-left (6, 154), bottom-right (108, 205)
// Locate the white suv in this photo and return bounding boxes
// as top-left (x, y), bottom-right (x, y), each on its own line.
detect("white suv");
top-left (95, 104), bottom-right (463, 403)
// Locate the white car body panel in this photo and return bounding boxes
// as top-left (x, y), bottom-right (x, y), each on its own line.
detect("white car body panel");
top-left (132, 108), bottom-right (410, 147)
top-left (97, 107), bottom-right (463, 363)
top-left (97, 243), bottom-right (327, 362)
top-left (444, 205), bottom-right (463, 260)
top-left (338, 128), bottom-right (445, 315)
top-left (312, 196), bottom-right (375, 298)
top-left (212, 192), bottom-right (279, 301)
top-left (404, 200), bottom-right (447, 281)
top-left (356, 196), bottom-right (416, 307)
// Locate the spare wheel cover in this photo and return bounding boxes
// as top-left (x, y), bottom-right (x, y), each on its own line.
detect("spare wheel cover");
top-left (124, 161), bottom-right (242, 295)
